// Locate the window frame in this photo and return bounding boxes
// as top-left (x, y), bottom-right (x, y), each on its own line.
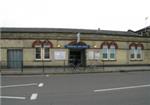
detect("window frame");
top-left (109, 45), bottom-right (116, 60)
top-left (35, 45), bottom-right (51, 61)
top-left (43, 45), bottom-right (50, 60)
top-left (130, 46), bottom-right (136, 60)
top-left (102, 45), bottom-right (109, 60)
top-left (35, 45), bottom-right (42, 60)
top-left (129, 45), bottom-right (143, 61)
top-left (136, 46), bottom-right (143, 60)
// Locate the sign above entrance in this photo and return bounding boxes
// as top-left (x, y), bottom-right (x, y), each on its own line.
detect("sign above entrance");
top-left (64, 45), bottom-right (90, 49)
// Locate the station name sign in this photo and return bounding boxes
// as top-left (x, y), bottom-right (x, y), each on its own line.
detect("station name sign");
top-left (64, 45), bottom-right (90, 49)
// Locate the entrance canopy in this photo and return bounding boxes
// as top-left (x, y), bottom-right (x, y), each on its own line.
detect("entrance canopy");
top-left (65, 41), bottom-right (90, 49)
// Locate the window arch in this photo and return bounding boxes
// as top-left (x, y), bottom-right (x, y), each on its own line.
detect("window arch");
top-left (43, 40), bottom-right (53, 48)
top-left (137, 43), bottom-right (144, 50)
top-left (109, 41), bottom-right (118, 49)
top-left (32, 40), bottom-right (42, 47)
top-left (100, 41), bottom-right (109, 49)
top-left (129, 43), bottom-right (136, 49)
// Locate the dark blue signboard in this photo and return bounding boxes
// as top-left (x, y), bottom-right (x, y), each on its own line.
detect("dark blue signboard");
top-left (64, 45), bottom-right (90, 49)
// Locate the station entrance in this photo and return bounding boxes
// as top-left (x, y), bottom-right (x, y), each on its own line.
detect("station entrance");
top-left (65, 41), bottom-right (90, 67)
top-left (69, 49), bottom-right (86, 66)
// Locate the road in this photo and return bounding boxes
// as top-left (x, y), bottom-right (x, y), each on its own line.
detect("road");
top-left (1, 71), bottom-right (150, 105)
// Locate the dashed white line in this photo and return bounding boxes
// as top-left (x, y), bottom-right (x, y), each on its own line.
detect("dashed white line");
top-left (0, 96), bottom-right (26, 100)
top-left (0, 83), bottom-right (38, 88)
top-left (94, 84), bottom-right (150, 92)
top-left (30, 93), bottom-right (38, 100)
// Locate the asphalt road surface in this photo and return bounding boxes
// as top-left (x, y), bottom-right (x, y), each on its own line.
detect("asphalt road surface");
top-left (1, 71), bottom-right (150, 105)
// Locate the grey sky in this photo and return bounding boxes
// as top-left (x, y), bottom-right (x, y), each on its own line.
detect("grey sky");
top-left (0, 0), bottom-right (150, 31)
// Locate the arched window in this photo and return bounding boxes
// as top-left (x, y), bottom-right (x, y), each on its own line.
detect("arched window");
top-left (101, 41), bottom-right (118, 60)
top-left (129, 43), bottom-right (144, 60)
top-left (42, 40), bottom-right (53, 60)
top-left (32, 40), bottom-right (53, 60)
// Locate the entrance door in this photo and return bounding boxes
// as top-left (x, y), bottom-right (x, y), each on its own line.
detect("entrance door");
top-left (69, 49), bottom-right (86, 66)
top-left (7, 49), bottom-right (23, 68)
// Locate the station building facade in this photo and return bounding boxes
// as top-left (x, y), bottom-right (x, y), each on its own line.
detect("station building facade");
top-left (0, 27), bottom-right (150, 69)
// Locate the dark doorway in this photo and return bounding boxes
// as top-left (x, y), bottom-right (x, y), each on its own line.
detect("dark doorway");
top-left (69, 49), bottom-right (86, 66)
top-left (7, 49), bottom-right (23, 69)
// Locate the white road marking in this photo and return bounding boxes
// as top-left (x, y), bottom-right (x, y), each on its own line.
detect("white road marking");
top-left (0, 83), bottom-right (38, 88)
top-left (38, 83), bottom-right (44, 87)
top-left (1, 75), bottom-right (45, 78)
top-left (46, 75), bottom-right (49, 77)
top-left (30, 93), bottom-right (38, 100)
top-left (94, 84), bottom-right (150, 92)
top-left (0, 96), bottom-right (26, 100)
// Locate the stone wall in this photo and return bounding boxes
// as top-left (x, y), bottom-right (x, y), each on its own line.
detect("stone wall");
top-left (1, 32), bottom-right (150, 67)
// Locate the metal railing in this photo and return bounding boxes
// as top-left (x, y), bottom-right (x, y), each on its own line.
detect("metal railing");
top-left (0, 60), bottom-right (105, 74)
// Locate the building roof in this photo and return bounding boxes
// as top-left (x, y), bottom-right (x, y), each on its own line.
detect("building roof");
top-left (136, 26), bottom-right (150, 32)
top-left (1, 27), bottom-right (139, 36)
top-left (136, 26), bottom-right (150, 36)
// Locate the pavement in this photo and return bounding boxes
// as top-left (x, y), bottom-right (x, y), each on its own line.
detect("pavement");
top-left (1, 71), bottom-right (150, 105)
top-left (1, 66), bottom-right (150, 75)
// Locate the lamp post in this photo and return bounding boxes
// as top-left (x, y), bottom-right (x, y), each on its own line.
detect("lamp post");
top-left (145, 17), bottom-right (149, 34)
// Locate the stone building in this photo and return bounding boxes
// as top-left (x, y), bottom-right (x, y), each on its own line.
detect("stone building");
top-left (0, 27), bottom-right (150, 72)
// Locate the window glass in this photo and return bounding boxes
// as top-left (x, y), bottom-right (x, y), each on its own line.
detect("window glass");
top-left (130, 46), bottom-right (136, 59)
top-left (110, 45), bottom-right (115, 59)
top-left (102, 45), bottom-right (108, 59)
top-left (137, 47), bottom-right (142, 59)
top-left (44, 47), bottom-right (50, 59)
top-left (36, 47), bottom-right (41, 59)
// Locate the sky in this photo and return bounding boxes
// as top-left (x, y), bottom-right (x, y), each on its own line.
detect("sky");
top-left (0, 0), bottom-right (150, 31)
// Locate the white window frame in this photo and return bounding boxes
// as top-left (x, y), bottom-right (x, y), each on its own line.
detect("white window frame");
top-left (109, 45), bottom-right (116, 60)
top-left (130, 46), bottom-right (136, 60)
top-left (35, 45), bottom-right (51, 61)
top-left (136, 46), bottom-right (143, 60)
top-left (102, 45), bottom-right (109, 60)
top-left (43, 45), bottom-right (50, 60)
top-left (35, 46), bottom-right (42, 60)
